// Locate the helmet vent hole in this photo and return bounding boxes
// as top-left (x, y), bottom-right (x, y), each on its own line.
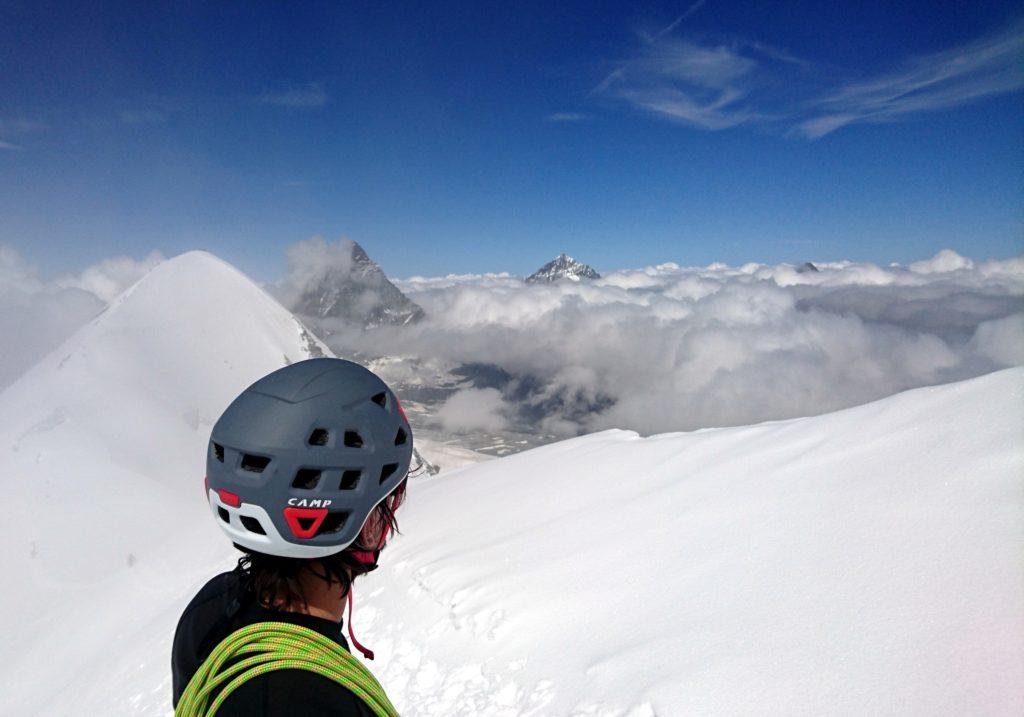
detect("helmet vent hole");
top-left (394, 427), bottom-right (407, 446)
top-left (212, 442), bottom-right (225, 462)
top-left (340, 470), bottom-right (361, 490)
top-left (379, 463), bottom-right (399, 484)
top-left (370, 392), bottom-right (387, 408)
top-left (317, 511), bottom-right (349, 535)
top-left (240, 516), bottom-right (266, 535)
top-left (295, 516), bottom-right (317, 532)
top-left (240, 454), bottom-right (271, 473)
top-left (308, 428), bottom-right (330, 446)
top-left (217, 507), bottom-right (230, 523)
top-left (344, 430), bottom-right (364, 448)
top-left (292, 468), bottom-right (322, 490)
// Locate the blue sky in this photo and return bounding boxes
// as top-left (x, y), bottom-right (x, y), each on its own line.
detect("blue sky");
top-left (1, 0), bottom-right (1022, 280)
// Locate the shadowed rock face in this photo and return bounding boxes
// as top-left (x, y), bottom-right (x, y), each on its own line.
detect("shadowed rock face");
top-left (525, 253), bottom-right (601, 283)
top-left (797, 261), bottom-right (820, 273)
top-left (292, 241), bottom-right (425, 328)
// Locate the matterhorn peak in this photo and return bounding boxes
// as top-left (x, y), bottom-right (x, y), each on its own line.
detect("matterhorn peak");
top-left (525, 253), bottom-right (601, 284)
top-left (287, 239), bottom-right (425, 330)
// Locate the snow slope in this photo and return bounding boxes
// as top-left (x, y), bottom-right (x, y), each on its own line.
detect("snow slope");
top-left (0, 249), bottom-right (1020, 716)
top-left (358, 367), bottom-right (1024, 715)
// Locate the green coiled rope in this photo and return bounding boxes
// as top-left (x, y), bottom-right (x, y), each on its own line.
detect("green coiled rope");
top-left (175, 621), bottom-right (400, 717)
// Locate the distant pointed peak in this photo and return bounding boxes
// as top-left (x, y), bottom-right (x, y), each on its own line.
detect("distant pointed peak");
top-left (289, 240), bottom-right (424, 328)
top-left (526, 253), bottom-right (600, 284)
top-left (346, 240), bottom-right (373, 264)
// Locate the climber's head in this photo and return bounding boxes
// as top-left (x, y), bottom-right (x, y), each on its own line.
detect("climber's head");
top-left (203, 357), bottom-right (413, 605)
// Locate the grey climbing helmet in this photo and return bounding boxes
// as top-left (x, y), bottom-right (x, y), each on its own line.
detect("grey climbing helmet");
top-left (205, 358), bottom-right (413, 559)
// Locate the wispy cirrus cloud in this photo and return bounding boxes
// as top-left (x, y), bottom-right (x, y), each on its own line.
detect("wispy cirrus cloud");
top-left (595, 18), bottom-right (1024, 138)
top-left (594, 35), bottom-right (780, 130)
top-left (796, 22), bottom-right (1024, 138)
top-left (0, 140), bottom-right (22, 151)
top-left (257, 83), bottom-right (328, 108)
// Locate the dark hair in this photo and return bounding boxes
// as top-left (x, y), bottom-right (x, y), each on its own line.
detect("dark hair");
top-left (234, 484), bottom-right (406, 611)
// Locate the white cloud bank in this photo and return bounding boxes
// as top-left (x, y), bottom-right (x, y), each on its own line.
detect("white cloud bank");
top-left (337, 249), bottom-right (1024, 436)
top-left (2, 244), bottom-right (1020, 440)
top-left (971, 313), bottom-right (1024, 367)
top-left (0, 246), bottom-right (164, 389)
top-left (56, 249), bottom-right (165, 302)
top-left (435, 387), bottom-right (510, 434)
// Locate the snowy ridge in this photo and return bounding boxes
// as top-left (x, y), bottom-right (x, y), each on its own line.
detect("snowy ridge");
top-left (0, 251), bottom-right (333, 715)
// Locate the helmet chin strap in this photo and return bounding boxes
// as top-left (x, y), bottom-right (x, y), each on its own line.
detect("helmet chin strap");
top-left (346, 528), bottom-right (388, 660)
top-left (346, 589), bottom-right (375, 660)
top-left (345, 482), bottom-right (406, 659)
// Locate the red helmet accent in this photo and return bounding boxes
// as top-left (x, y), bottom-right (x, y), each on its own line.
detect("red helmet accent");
top-left (283, 506), bottom-right (328, 539)
top-left (395, 396), bottom-right (407, 423)
top-left (218, 488), bottom-right (241, 507)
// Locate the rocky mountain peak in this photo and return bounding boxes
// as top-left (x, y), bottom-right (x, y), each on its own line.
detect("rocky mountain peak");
top-left (525, 253), bottom-right (600, 284)
top-left (291, 240), bottom-right (425, 329)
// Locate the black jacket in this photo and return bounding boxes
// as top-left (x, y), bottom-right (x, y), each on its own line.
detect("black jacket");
top-left (172, 571), bottom-right (377, 716)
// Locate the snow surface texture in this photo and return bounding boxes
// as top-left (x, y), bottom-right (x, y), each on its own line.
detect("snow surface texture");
top-left (0, 250), bottom-right (1021, 715)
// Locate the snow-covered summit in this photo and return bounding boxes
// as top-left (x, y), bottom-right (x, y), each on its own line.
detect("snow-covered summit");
top-left (0, 248), bottom-right (331, 562)
top-left (0, 250), bottom-right (333, 713)
top-left (290, 240), bottom-right (425, 328)
top-left (525, 253), bottom-right (601, 283)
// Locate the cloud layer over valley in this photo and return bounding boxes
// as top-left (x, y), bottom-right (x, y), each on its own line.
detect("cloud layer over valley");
top-left (320, 249), bottom-right (1024, 436)
top-left (2, 244), bottom-right (1020, 440)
